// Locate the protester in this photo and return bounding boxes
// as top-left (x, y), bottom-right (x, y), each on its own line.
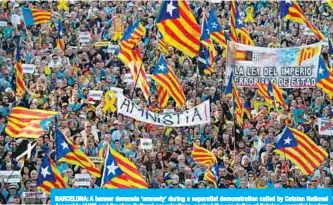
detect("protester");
top-left (0, 1), bottom-right (332, 204)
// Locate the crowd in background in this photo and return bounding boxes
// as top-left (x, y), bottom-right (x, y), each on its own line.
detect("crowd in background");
top-left (0, 0), bottom-right (333, 204)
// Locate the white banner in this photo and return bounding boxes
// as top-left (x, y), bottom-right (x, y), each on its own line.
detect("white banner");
top-left (117, 93), bottom-right (210, 127)
top-left (318, 118), bottom-right (333, 136)
top-left (74, 174), bottom-right (90, 187)
top-left (0, 171), bottom-right (20, 183)
top-left (0, 21), bottom-right (7, 27)
top-left (88, 90), bottom-right (103, 101)
top-left (140, 138), bottom-right (152, 150)
top-left (79, 32), bottom-right (91, 43)
top-left (22, 192), bottom-right (46, 198)
top-left (226, 41), bottom-right (322, 88)
top-left (22, 64), bottom-right (36, 74)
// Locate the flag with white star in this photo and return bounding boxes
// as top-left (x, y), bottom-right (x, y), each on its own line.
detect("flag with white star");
top-left (316, 57), bottom-right (333, 98)
top-left (119, 20), bottom-right (146, 50)
top-left (55, 129), bottom-right (101, 178)
top-left (37, 154), bottom-right (67, 195)
top-left (101, 147), bottom-right (147, 188)
top-left (156, 0), bottom-right (201, 57)
top-left (280, 0), bottom-right (325, 41)
top-left (207, 9), bottom-right (227, 48)
top-left (274, 126), bottom-right (328, 175)
top-left (151, 55), bottom-right (186, 108)
top-left (200, 15), bottom-right (211, 47)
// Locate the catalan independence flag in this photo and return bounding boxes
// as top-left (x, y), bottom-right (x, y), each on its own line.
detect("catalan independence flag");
top-left (157, 85), bottom-right (169, 108)
top-left (119, 20), bottom-right (146, 50)
top-left (275, 127), bottom-right (328, 175)
top-left (156, 0), bottom-right (200, 57)
top-left (22, 8), bottom-right (51, 26)
top-left (297, 45), bottom-right (320, 66)
top-left (55, 130), bottom-right (101, 178)
top-left (316, 57), bottom-right (333, 98)
top-left (280, 1), bottom-right (325, 41)
top-left (6, 107), bottom-right (57, 138)
top-left (101, 147), bottom-right (147, 188)
top-left (230, 0), bottom-right (254, 45)
top-left (116, 47), bottom-right (150, 101)
top-left (157, 36), bottom-right (169, 55)
top-left (257, 82), bottom-right (286, 108)
top-left (152, 55), bottom-right (186, 108)
top-left (56, 20), bottom-right (64, 51)
top-left (197, 44), bottom-right (214, 75)
top-left (37, 154), bottom-right (67, 195)
top-left (192, 143), bottom-right (216, 168)
top-left (225, 72), bottom-right (243, 125)
top-left (14, 37), bottom-right (25, 97)
top-left (326, 0), bottom-right (333, 9)
top-left (208, 9), bottom-right (227, 48)
top-left (204, 169), bottom-right (216, 187)
top-left (268, 81), bottom-right (277, 110)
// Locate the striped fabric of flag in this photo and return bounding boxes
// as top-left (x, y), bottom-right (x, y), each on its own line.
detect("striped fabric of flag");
top-left (156, 0), bottom-right (200, 57)
top-left (37, 155), bottom-right (67, 195)
top-left (230, 0), bottom-right (254, 45)
top-left (157, 85), bottom-right (170, 108)
top-left (326, 0), bottom-right (333, 9)
top-left (157, 38), bottom-right (169, 54)
top-left (55, 130), bottom-right (101, 178)
top-left (22, 8), bottom-right (51, 26)
top-left (120, 20), bottom-right (146, 50)
top-left (316, 57), bottom-right (333, 98)
top-left (204, 169), bottom-right (216, 187)
top-left (14, 37), bottom-right (25, 97)
top-left (101, 147), bottom-right (147, 188)
top-left (225, 72), bottom-right (243, 125)
top-left (208, 9), bottom-right (227, 48)
top-left (280, 0), bottom-right (325, 41)
top-left (257, 82), bottom-right (286, 108)
top-left (56, 20), bottom-right (64, 50)
top-left (116, 47), bottom-right (150, 101)
top-left (152, 55), bottom-right (186, 108)
top-left (5, 107), bottom-right (57, 138)
top-left (275, 127), bottom-right (328, 175)
top-left (243, 100), bottom-right (251, 119)
top-left (230, 0), bottom-right (238, 42)
top-left (297, 45), bottom-right (320, 66)
top-left (192, 143), bottom-right (216, 167)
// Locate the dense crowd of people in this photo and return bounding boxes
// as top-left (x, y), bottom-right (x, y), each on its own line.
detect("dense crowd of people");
top-left (0, 0), bottom-right (333, 204)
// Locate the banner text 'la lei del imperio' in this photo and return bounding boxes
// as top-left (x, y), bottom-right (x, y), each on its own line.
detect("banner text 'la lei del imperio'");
top-left (117, 93), bottom-right (210, 127)
top-left (225, 41), bottom-right (322, 88)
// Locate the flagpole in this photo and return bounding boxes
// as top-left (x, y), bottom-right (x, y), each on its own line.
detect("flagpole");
top-left (130, 32), bottom-right (152, 101)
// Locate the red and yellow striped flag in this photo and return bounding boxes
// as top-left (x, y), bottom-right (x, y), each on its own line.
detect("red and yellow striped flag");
top-left (275, 127), bottom-right (328, 175)
top-left (15, 37), bottom-right (25, 96)
top-left (31, 9), bottom-right (51, 25)
top-left (204, 169), bottom-right (216, 187)
top-left (157, 85), bottom-right (169, 108)
top-left (102, 147), bottom-right (147, 188)
top-left (56, 130), bottom-right (101, 178)
top-left (156, 0), bottom-right (200, 57)
top-left (281, 0), bottom-right (325, 41)
top-left (192, 143), bottom-right (216, 168)
top-left (230, 0), bottom-right (238, 42)
top-left (116, 47), bottom-right (150, 101)
top-left (6, 107), bottom-right (57, 138)
top-left (297, 45), bottom-right (320, 66)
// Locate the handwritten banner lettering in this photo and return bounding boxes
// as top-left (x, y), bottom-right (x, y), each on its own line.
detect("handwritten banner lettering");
top-left (117, 93), bottom-right (210, 127)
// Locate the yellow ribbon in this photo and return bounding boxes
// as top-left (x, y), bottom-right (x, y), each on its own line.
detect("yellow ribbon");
top-left (57, 0), bottom-right (69, 11)
top-left (245, 6), bottom-right (255, 23)
top-left (102, 91), bottom-right (117, 113)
